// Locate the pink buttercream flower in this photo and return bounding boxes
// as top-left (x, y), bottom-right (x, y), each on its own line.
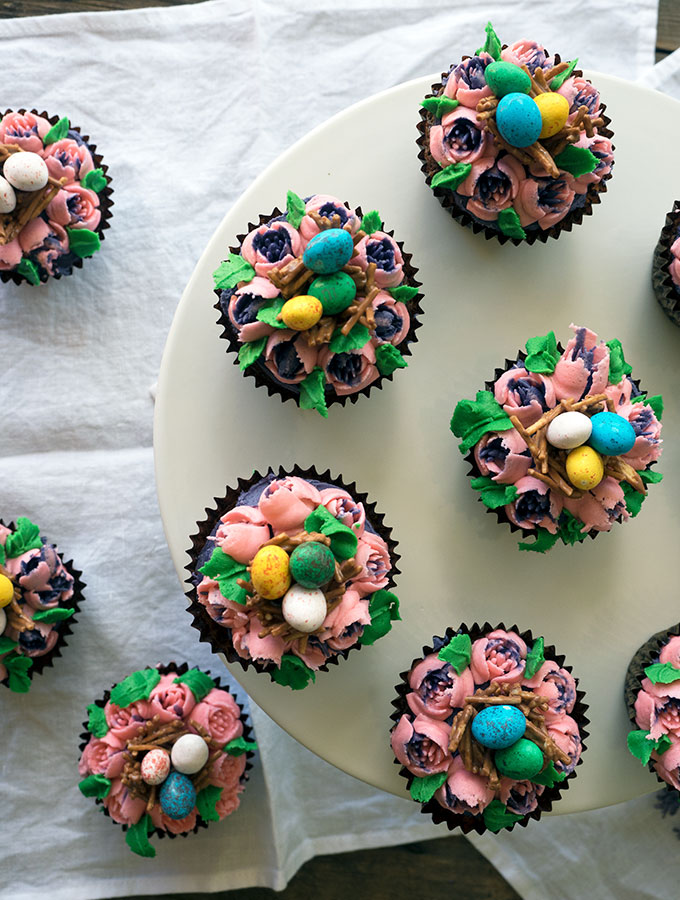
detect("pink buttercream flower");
top-left (197, 577), bottom-right (249, 631)
top-left (471, 629), bottom-right (527, 684)
top-left (654, 741), bottom-right (680, 792)
top-left (352, 232), bottom-right (403, 288)
top-left (514, 173), bottom-right (576, 230)
top-left (501, 40), bottom-right (553, 74)
top-left (6, 620), bottom-right (58, 657)
top-left (42, 138), bottom-right (95, 182)
top-left (494, 365), bottom-right (556, 428)
top-left (572, 134), bottom-right (614, 194)
top-left (232, 615), bottom-right (290, 666)
top-left (0, 111), bottom-right (50, 152)
top-left (6, 543), bottom-right (73, 610)
top-left (103, 778), bottom-right (147, 826)
top-left (150, 805), bottom-right (197, 835)
top-left (670, 238), bottom-right (680, 287)
top-left (318, 340), bottom-right (379, 397)
top-left (78, 735), bottom-right (126, 779)
top-left (190, 688), bottom-right (243, 745)
top-left (659, 637), bottom-right (680, 668)
top-left (148, 673), bottom-right (196, 723)
top-left (352, 531), bottom-right (391, 596)
top-left (0, 238), bottom-right (22, 270)
top-left (621, 402), bottom-right (663, 470)
top-left (299, 194), bottom-right (360, 242)
top-left (429, 107), bottom-right (493, 167)
top-left (505, 476), bottom-right (563, 534)
top-left (104, 699), bottom-right (153, 743)
top-left (371, 292), bottom-right (410, 346)
top-left (240, 221), bottom-right (301, 277)
top-left (406, 654), bottom-right (475, 720)
top-left (634, 676), bottom-right (680, 741)
top-left (551, 324), bottom-right (610, 401)
top-left (292, 637), bottom-right (330, 670)
top-left (499, 777), bottom-right (544, 816)
top-left (320, 589), bottom-right (371, 651)
top-left (227, 276), bottom-right (280, 343)
top-left (19, 217), bottom-right (51, 253)
top-left (263, 330), bottom-right (318, 385)
top-left (318, 487), bottom-right (365, 536)
top-left (215, 789), bottom-right (242, 819)
top-left (46, 183), bottom-right (101, 231)
top-left (548, 714), bottom-right (582, 774)
top-left (435, 755), bottom-right (494, 815)
top-left (458, 155), bottom-right (525, 222)
top-left (209, 751), bottom-right (246, 790)
top-left (443, 53), bottom-right (494, 107)
top-left (563, 476), bottom-right (628, 533)
top-left (258, 476), bottom-right (321, 533)
top-left (523, 660), bottom-right (577, 721)
top-left (215, 505), bottom-right (271, 564)
top-left (32, 221), bottom-right (70, 276)
top-left (474, 429), bottom-right (532, 485)
top-left (391, 713), bottom-right (452, 777)
top-left (557, 76), bottom-right (601, 121)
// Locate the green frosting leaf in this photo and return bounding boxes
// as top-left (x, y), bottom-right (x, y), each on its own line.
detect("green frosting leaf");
top-left (497, 208), bottom-right (527, 241)
top-left (524, 637), bottom-right (545, 679)
top-left (438, 633), bottom-right (472, 675)
top-left (213, 252), bottom-right (256, 291)
top-left (304, 504), bottom-right (358, 560)
top-left (644, 662), bottom-right (680, 685)
top-left (431, 162), bottom-right (472, 192)
top-left (553, 145), bottom-right (598, 178)
top-left (271, 653), bottom-right (316, 690)
top-left (475, 21), bottom-right (502, 60)
top-left (409, 771), bottom-right (447, 803)
top-left (531, 761), bottom-right (567, 788)
top-left (125, 814), bottom-right (156, 858)
top-left (174, 668), bottom-right (216, 702)
top-left (605, 339), bottom-right (633, 385)
top-left (299, 366), bottom-right (328, 418)
top-left (359, 589), bottom-right (400, 646)
top-left (518, 528), bottom-right (559, 554)
top-left (483, 798), bottom-right (524, 833)
top-left (196, 784), bottom-right (223, 822)
top-left (631, 394), bottom-right (646, 404)
top-left (360, 210), bottom-right (382, 235)
top-left (0, 543), bottom-right (4, 565)
top-left (450, 390), bottom-right (514, 454)
top-left (199, 547), bottom-right (249, 605)
top-left (646, 395), bottom-right (664, 421)
top-left (421, 96), bottom-right (459, 118)
top-left (470, 475), bottom-right (517, 510)
top-left (66, 227), bottom-right (101, 259)
top-left (329, 323), bottom-right (370, 354)
top-left (109, 668), bottom-right (161, 708)
top-left (524, 331), bottom-right (560, 374)
top-left (81, 168), bottom-right (107, 193)
top-left (622, 482), bottom-right (645, 518)
top-left (375, 343), bottom-right (408, 377)
top-left (640, 469), bottom-right (663, 485)
top-left (556, 510), bottom-right (588, 546)
top-left (627, 729), bottom-right (671, 766)
top-left (238, 336), bottom-right (267, 371)
top-left (78, 773), bottom-right (112, 799)
top-left (32, 606), bottom-right (74, 623)
top-left (43, 116), bottom-right (69, 145)
top-left (5, 517), bottom-right (43, 559)
top-left (0, 636), bottom-right (18, 654)
top-left (388, 284), bottom-right (419, 303)
top-left (86, 703), bottom-right (109, 738)
top-left (256, 297), bottom-right (287, 329)
top-left (286, 190), bottom-right (306, 229)
top-left (17, 258), bottom-right (41, 285)
top-left (4, 652), bottom-right (32, 692)
top-left (224, 735), bottom-right (259, 756)
top-left (550, 58), bottom-right (578, 91)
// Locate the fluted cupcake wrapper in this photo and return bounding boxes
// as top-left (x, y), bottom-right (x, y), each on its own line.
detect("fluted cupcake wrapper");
top-left (651, 201), bottom-right (680, 327)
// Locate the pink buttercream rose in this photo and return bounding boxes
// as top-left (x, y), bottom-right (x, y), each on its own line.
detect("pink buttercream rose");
top-left (406, 654), bottom-right (475, 720)
top-left (494, 365), bottom-right (556, 428)
top-left (551, 324), bottom-right (610, 401)
top-left (232, 615), bottom-right (289, 666)
top-left (523, 660), bottom-right (577, 721)
top-left (501, 40), bottom-right (553, 73)
top-left (443, 53), bottom-right (494, 107)
top-left (572, 134), bottom-right (614, 194)
top-left (505, 476), bottom-right (563, 535)
top-left (209, 751), bottom-right (246, 790)
top-left (558, 76), bottom-right (601, 121)
top-left (215, 789), bottom-right (242, 819)
top-left (563, 476), bottom-right (628, 533)
top-left (474, 429), bottom-right (531, 485)
top-left (299, 194), bottom-right (359, 242)
top-left (499, 777), bottom-right (544, 816)
top-left (659, 637), bottom-right (680, 668)
top-left (458, 155), bottom-right (525, 222)
top-left (0, 111), bottom-right (50, 152)
top-left (352, 531), bottom-right (391, 596)
top-left (634, 676), bottom-right (680, 741)
top-left (18, 217), bottom-right (51, 253)
top-left (471, 629), bottom-right (527, 684)
top-left (548, 715), bottom-right (582, 774)
top-left (46, 183), bottom-right (101, 231)
top-left (42, 138), bottom-right (95, 182)
top-left (104, 698), bottom-right (153, 743)
top-left (320, 589), bottom-right (371, 651)
top-left (258, 477), bottom-right (321, 533)
top-left (514, 172), bottom-right (576, 230)
top-left (215, 505), bottom-right (271, 564)
top-left (150, 805), bottom-right (197, 835)
top-left (318, 340), bottom-right (379, 397)
top-left (391, 713), bottom-right (451, 778)
top-left (435, 755), bottom-right (494, 815)
top-left (103, 778), bottom-right (147, 826)
top-left (351, 232), bottom-right (403, 288)
top-left (371, 292), bottom-right (410, 346)
top-left (190, 688), bottom-right (243, 745)
top-left (78, 735), bottom-right (126, 779)
top-left (240, 221), bottom-right (302, 277)
top-left (429, 107), bottom-right (493, 167)
top-left (148, 673), bottom-right (196, 723)
top-left (197, 577), bottom-right (249, 631)
top-left (318, 487), bottom-right (365, 536)
top-left (32, 221), bottom-right (70, 276)
top-left (263, 330), bottom-right (318, 385)
top-left (5, 543), bottom-right (73, 610)
top-left (6, 621), bottom-right (58, 657)
top-left (654, 741), bottom-right (680, 791)
top-left (0, 238), bottom-right (22, 270)
top-left (621, 403), bottom-right (663, 470)
top-left (227, 276), bottom-right (280, 343)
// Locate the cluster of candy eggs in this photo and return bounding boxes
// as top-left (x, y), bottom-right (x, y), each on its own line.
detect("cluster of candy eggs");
top-left (471, 705), bottom-right (544, 779)
top-left (280, 229), bottom-right (357, 331)
top-left (546, 410), bottom-right (637, 491)
top-left (250, 540), bottom-right (336, 633)
top-left (484, 60), bottom-right (570, 148)
top-left (140, 733), bottom-right (210, 820)
top-left (0, 151), bottom-right (50, 214)
top-left (0, 572), bottom-right (14, 633)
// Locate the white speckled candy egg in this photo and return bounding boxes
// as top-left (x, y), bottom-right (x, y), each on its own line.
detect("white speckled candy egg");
top-left (140, 748), bottom-right (171, 785)
top-left (171, 733), bottom-right (210, 775)
top-left (282, 585), bottom-right (328, 633)
top-left (0, 175), bottom-right (16, 213)
top-left (546, 411), bottom-right (593, 450)
top-left (3, 152), bottom-right (48, 192)
top-left (0, 607), bottom-right (6, 634)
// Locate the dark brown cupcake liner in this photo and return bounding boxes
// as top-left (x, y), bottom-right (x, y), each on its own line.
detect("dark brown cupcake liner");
top-left (0, 107), bottom-right (113, 286)
top-left (390, 622), bottom-right (589, 834)
top-left (214, 203), bottom-right (423, 411)
top-left (78, 661), bottom-right (255, 844)
top-left (651, 201), bottom-right (680, 327)
top-left (0, 518), bottom-right (85, 689)
top-left (417, 54), bottom-right (614, 247)
top-left (185, 464), bottom-right (401, 684)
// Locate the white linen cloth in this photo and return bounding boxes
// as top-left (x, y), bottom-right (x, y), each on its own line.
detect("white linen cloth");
top-left (0, 1), bottom-right (659, 897)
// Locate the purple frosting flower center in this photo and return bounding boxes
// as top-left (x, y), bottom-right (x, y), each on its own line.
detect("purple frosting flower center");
top-left (366, 238), bottom-right (396, 272)
top-left (418, 664), bottom-right (455, 705)
top-left (272, 339), bottom-right (303, 379)
top-left (233, 291), bottom-right (268, 325)
top-left (508, 376), bottom-right (549, 409)
top-left (631, 408), bottom-right (655, 438)
top-left (537, 176), bottom-right (572, 213)
top-left (328, 351), bottom-right (361, 385)
top-left (476, 166), bottom-right (512, 205)
top-left (374, 304), bottom-right (403, 341)
top-left (444, 116), bottom-right (482, 154)
top-left (454, 56), bottom-right (490, 90)
top-left (252, 227), bottom-right (292, 263)
top-left (317, 202), bottom-right (348, 224)
top-left (515, 489), bottom-right (553, 524)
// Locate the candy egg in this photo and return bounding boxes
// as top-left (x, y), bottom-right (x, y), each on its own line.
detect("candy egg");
top-left (471, 705), bottom-right (527, 750)
top-left (588, 411), bottom-right (636, 456)
top-left (171, 733), bottom-right (210, 775)
top-left (546, 411), bottom-right (592, 450)
top-left (280, 295), bottom-right (323, 331)
top-left (302, 229), bottom-right (354, 275)
top-left (3, 151), bottom-right (48, 192)
top-left (0, 607), bottom-right (6, 634)
top-left (281, 584), bottom-right (327, 633)
top-left (308, 271), bottom-right (357, 315)
top-left (534, 91), bottom-right (570, 139)
top-left (158, 771), bottom-right (196, 820)
top-left (0, 175), bottom-right (16, 213)
top-left (484, 61), bottom-right (532, 98)
top-left (0, 573), bottom-right (14, 608)
top-left (566, 445), bottom-right (604, 490)
top-left (494, 738), bottom-right (544, 780)
top-left (495, 93), bottom-right (542, 148)
top-left (250, 545), bottom-right (291, 600)
top-left (290, 541), bottom-right (336, 589)
top-left (140, 748), bottom-right (171, 785)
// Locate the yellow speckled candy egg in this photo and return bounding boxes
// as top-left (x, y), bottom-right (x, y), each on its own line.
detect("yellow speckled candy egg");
top-left (0, 573), bottom-right (13, 607)
top-left (535, 92), bottom-right (570, 139)
top-left (281, 295), bottom-right (323, 331)
top-left (250, 545), bottom-right (291, 600)
top-left (566, 445), bottom-right (604, 491)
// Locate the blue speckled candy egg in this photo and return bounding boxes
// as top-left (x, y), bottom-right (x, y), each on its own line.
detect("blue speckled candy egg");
top-left (495, 93), bottom-right (542, 148)
top-left (588, 411), bottom-right (637, 456)
top-left (159, 770), bottom-right (196, 820)
top-left (471, 705), bottom-right (527, 750)
top-left (302, 229), bottom-right (354, 274)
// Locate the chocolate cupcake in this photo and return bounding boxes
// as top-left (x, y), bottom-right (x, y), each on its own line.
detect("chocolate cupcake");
top-left (417, 23), bottom-right (614, 245)
top-left (450, 324), bottom-right (664, 551)
top-left (0, 109), bottom-right (112, 285)
top-left (0, 516), bottom-right (84, 692)
top-left (78, 662), bottom-right (256, 858)
top-left (390, 623), bottom-right (588, 834)
top-left (651, 201), bottom-right (680, 326)
top-left (186, 466), bottom-right (401, 690)
top-left (212, 191), bottom-right (422, 416)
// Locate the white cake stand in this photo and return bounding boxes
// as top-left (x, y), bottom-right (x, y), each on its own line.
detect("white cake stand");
top-left (154, 72), bottom-right (680, 814)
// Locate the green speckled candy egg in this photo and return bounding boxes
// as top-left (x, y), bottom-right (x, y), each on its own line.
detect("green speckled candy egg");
top-left (484, 61), bottom-right (532, 98)
top-left (290, 541), bottom-right (336, 589)
top-left (308, 271), bottom-right (357, 315)
top-left (494, 737), bottom-right (544, 780)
